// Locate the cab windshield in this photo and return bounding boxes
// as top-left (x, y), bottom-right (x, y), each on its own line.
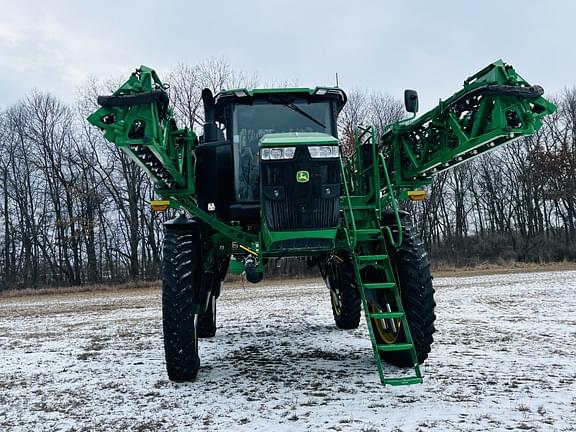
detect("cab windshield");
top-left (232, 100), bottom-right (334, 202)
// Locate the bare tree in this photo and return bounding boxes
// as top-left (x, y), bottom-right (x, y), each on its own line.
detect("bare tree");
top-left (167, 63), bottom-right (205, 130)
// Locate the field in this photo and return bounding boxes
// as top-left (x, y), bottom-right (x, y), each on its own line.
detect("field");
top-left (0, 270), bottom-right (575, 431)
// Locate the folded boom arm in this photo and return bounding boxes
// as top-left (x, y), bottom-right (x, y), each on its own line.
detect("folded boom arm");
top-left (380, 60), bottom-right (556, 191)
top-left (87, 66), bottom-right (197, 192)
top-left (87, 67), bottom-right (259, 246)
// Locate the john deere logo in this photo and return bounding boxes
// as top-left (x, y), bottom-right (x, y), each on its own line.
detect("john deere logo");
top-left (296, 170), bottom-right (310, 183)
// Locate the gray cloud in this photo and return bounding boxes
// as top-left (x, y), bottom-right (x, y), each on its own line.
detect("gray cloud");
top-left (1, 1), bottom-right (574, 112)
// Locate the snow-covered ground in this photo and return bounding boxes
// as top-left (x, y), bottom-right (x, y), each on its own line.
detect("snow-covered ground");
top-left (0, 270), bottom-right (575, 431)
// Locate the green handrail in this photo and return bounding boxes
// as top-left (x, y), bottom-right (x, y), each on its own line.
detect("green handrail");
top-left (370, 126), bottom-right (381, 213)
top-left (379, 153), bottom-right (403, 249)
top-left (339, 158), bottom-right (358, 248)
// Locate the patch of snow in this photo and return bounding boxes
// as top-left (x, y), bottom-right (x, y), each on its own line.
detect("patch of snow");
top-left (0, 271), bottom-right (575, 431)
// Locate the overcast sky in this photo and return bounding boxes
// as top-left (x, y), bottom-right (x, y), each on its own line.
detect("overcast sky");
top-left (1, 1), bottom-right (574, 112)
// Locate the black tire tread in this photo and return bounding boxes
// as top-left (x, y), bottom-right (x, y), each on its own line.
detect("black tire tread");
top-left (162, 228), bottom-right (200, 382)
top-left (322, 255), bottom-right (362, 330)
top-left (98, 89), bottom-right (168, 108)
top-left (375, 224), bottom-right (436, 367)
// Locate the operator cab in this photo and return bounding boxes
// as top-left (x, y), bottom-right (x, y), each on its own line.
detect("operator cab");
top-left (195, 87), bottom-right (347, 226)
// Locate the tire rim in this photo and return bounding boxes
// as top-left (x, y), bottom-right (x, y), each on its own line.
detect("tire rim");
top-left (330, 289), bottom-right (342, 315)
top-left (370, 302), bottom-right (402, 344)
top-left (371, 240), bottom-right (403, 344)
top-left (326, 257), bottom-right (344, 316)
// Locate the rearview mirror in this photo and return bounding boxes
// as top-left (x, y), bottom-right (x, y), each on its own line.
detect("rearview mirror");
top-left (404, 89), bottom-right (419, 114)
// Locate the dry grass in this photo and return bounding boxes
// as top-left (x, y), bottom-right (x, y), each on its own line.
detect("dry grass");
top-left (0, 280), bottom-right (160, 299)
top-left (2, 261), bottom-right (575, 300)
top-left (432, 260), bottom-right (576, 277)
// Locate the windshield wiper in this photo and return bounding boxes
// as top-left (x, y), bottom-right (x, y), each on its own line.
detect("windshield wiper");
top-left (275, 96), bottom-right (326, 129)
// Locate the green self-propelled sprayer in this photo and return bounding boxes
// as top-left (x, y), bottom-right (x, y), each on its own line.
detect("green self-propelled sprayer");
top-left (88, 60), bottom-right (555, 385)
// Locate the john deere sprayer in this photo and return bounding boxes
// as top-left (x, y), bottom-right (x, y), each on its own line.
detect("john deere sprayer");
top-left (88, 60), bottom-right (555, 385)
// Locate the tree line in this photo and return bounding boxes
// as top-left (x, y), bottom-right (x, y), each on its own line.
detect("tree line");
top-left (419, 90), bottom-right (576, 266)
top-left (339, 87), bottom-right (576, 266)
top-left (0, 59), bottom-right (574, 290)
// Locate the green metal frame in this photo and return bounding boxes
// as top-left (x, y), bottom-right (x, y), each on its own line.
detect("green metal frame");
top-left (381, 60), bottom-right (555, 194)
top-left (259, 132), bottom-right (340, 255)
top-left (334, 60), bottom-right (555, 384)
top-left (88, 60), bottom-right (555, 261)
top-left (341, 60), bottom-right (555, 250)
top-left (87, 67), bottom-right (260, 251)
top-left (87, 60), bottom-right (556, 386)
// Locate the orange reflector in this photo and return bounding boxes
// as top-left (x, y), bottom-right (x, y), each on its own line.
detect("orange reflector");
top-left (151, 199), bottom-right (170, 212)
top-left (407, 190), bottom-right (426, 201)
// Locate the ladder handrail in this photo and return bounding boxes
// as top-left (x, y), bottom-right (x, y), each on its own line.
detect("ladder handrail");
top-left (351, 239), bottom-right (422, 385)
top-left (379, 152), bottom-right (403, 249)
top-left (370, 126), bottom-right (381, 213)
top-left (339, 158), bottom-right (358, 248)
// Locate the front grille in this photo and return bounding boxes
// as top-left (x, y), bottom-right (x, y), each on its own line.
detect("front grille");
top-left (261, 147), bottom-right (340, 231)
top-left (266, 238), bottom-right (335, 251)
top-left (264, 196), bottom-right (339, 230)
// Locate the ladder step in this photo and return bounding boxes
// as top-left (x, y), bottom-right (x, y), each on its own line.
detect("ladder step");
top-left (363, 282), bottom-right (396, 290)
top-left (356, 254), bottom-right (388, 263)
top-left (351, 204), bottom-right (376, 210)
top-left (346, 209), bottom-right (423, 386)
top-left (369, 312), bottom-right (404, 319)
top-left (347, 195), bottom-right (370, 203)
top-left (383, 377), bottom-right (423, 386)
top-left (377, 343), bottom-right (414, 352)
top-left (356, 228), bottom-right (382, 236)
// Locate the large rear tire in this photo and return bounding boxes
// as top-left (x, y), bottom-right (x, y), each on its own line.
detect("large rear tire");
top-left (370, 223), bottom-right (436, 367)
top-left (320, 254), bottom-right (361, 330)
top-left (162, 218), bottom-right (202, 382)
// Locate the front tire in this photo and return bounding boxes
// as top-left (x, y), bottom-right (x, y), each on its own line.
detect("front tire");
top-left (320, 254), bottom-right (361, 330)
top-left (162, 218), bottom-right (202, 382)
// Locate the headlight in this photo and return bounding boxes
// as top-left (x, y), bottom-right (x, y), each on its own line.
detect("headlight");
top-left (308, 145), bottom-right (339, 158)
top-left (261, 147), bottom-right (296, 160)
top-left (283, 147), bottom-right (296, 159)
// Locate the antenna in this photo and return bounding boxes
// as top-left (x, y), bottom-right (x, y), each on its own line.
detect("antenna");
top-left (335, 72), bottom-right (339, 88)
